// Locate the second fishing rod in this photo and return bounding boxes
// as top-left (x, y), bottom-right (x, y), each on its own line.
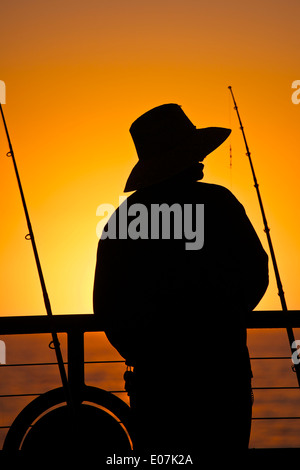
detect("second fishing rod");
top-left (0, 103), bottom-right (74, 411)
top-left (228, 85), bottom-right (300, 386)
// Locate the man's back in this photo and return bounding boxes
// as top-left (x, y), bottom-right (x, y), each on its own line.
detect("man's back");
top-left (94, 180), bottom-right (268, 365)
top-left (93, 179), bottom-right (268, 459)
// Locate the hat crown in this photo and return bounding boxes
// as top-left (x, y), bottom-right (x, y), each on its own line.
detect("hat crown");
top-left (125, 103), bottom-right (231, 192)
top-left (130, 104), bottom-right (196, 160)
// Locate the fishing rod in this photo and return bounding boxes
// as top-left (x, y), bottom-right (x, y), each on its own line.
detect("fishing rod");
top-left (0, 102), bottom-right (73, 408)
top-left (228, 85), bottom-right (300, 387)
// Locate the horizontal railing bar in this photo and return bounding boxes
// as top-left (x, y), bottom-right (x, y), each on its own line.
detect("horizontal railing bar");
top-left (1, 311), bottom-right (300, 335)
top-left (85, 360), bottom-right (125, 364)
top-left (247, 310), bottom-right (300, 329)
top-left (252, 387), bottom-right (299, 390)
top-left (0, 314), bottom-right (101, 334)
top-left (0, 360), bottom-right (125, 368)
top-left (0, 393), bottom-right (39, 398)
top-left (251, 357), bottom-right (291, 360)
top-left (1, 387), bottom-right (298, 398)
top-left (0, 358), bottom-right (291, 368)
top-left (0, 390), bottom-right (126, 398)
top-left (1, 416), bottom-right (299, 426)
top-left (252, 417), bottom-right (300, 420)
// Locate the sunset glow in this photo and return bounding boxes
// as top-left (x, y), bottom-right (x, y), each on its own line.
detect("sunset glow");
top-left (0, 0), bottom-right (300, 451)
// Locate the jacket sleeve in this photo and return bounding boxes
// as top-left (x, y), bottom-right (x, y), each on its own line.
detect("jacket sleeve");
top-left (93, 235), bottom-right (148, 361)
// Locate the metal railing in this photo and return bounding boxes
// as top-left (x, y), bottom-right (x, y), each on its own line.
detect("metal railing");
top-left (1, 311), bottom-right (300, 455)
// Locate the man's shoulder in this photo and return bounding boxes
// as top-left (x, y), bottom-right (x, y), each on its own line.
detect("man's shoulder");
top-left (196, 182), bottom-right (235, 196)
top-left (191, 182), bottom-right (243, 206)
top-left (123, 181), bottom-right (243, 208)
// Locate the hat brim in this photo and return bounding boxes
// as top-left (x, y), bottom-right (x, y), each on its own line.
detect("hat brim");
top-left (124, 127), bottom-right (231, 192)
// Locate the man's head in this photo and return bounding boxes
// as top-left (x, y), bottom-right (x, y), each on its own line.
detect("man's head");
top-left (124, 103), bottom-right (231, 192)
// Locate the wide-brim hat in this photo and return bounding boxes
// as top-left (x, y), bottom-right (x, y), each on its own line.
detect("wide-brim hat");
top-left (124, 103), bottom-right (231, 192)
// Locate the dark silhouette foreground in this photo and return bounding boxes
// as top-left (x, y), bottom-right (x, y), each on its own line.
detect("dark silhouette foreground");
top-left (93, 104), bottom-right (269, 463)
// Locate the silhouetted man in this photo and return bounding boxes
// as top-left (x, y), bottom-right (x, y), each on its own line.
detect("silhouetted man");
top-left (93, 104), bottom-right (269, 463)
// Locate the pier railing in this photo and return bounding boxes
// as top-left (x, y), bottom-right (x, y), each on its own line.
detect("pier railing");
top-left (1, 311), bottom-right (300, 456)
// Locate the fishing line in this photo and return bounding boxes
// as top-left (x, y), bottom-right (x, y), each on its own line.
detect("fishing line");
top-left (228, 86), bottom-right (300, 387)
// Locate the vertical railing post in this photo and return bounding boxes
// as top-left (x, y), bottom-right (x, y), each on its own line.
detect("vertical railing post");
top-left (67, 330), bottom-right (85, 404)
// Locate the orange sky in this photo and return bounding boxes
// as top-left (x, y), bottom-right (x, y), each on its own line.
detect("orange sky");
top-left (0, 0), bottom-right (299, 316)
top-left (0, 0), bottom-right (300, 450)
